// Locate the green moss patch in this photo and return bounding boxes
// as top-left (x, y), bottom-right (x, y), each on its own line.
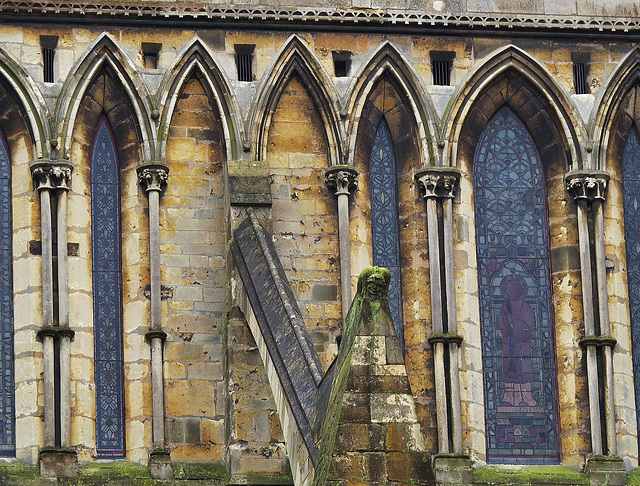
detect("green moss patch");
top-left (474, 465), bottom-right (589, 485)
top-left (171, 460), bottom-right (228, 480)
top-left (0, 461), bottom-right (39, 480)
top-left (627, 467), bottom-right (640, 485)
top-left (79, 461), bottom-right (153, 480)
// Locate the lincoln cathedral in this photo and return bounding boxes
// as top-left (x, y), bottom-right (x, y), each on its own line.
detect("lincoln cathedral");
top-left (2, 1), bottom-right (640, 484)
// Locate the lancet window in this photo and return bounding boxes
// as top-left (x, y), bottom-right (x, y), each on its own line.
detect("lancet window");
top-left (0, 128), bottom-right (14, 456)
top-left (473, 107), bottom-right (559, 463)
top-left (622, 127), bottom-right (640, 442)
top-left (91, 113), bottom-right (125, 457)
top-left (369, 118), bottom-right (404, 347)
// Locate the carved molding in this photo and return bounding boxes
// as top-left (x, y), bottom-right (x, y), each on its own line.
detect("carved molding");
top-left (415, 167), bottom-right (461, 199)
top-left (325, 165), bottom-right (359, 196)
top-left (137, 162), bottom-right (169, 193)
top-left (30, 160), bottom-right (74, 192)
top-left (565, 170), bottom-right (610, 203)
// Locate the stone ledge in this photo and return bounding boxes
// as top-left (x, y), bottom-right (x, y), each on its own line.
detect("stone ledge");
top-left (473, 465), bottom-right (589, 485)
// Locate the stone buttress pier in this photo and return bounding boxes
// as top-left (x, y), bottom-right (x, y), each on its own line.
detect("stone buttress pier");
top-left (31, 160), bottom-right (77, 478)
top-left (566, 170), bottom-right (625, 485)
top-left (137, 162), bottom-right (171, 479)
top-left (415, 167), bottom-right (472, 484)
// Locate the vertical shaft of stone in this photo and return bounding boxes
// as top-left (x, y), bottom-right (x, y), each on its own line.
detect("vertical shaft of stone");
top-left (434, 340), bottom-right (449, 453)
top-left (577, 198), bottom-right (603, 455)
top-left (593, 199), bottom-right (617, 455)
top-left (43, 334), bottom-right (55, 447)
top-left (137, 162), bottom-right (169, 453)
top-left (151, 336), bottom-right (164, 449)
top-left (426, 197), bottom-right (443, 334)
top-left (442, 197), bottom-right (462, 452)
top-left (57, 186), bottom-right (71, 448)
top-left (324, 166), bottom-right (358, 321)
top-left (149, 189), bottom-right (161, 330)
top-left (41, 188), bottom-right (54, 327)
top-left (337, 192), bottom-right (352, 318)
top-left (40, 186), bottom-right (56, 447)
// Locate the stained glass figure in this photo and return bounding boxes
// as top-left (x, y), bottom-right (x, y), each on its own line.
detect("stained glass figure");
top-left (91, 114), bottom-right (125, 457)
top-left (369, 118), bottom-right (404, 348)
top-left (474, 107), bottom-right (559, 463)
top-left (622, 128), bottom-right (640, 446)
top-left (0, 128), bottom-right (14, 456)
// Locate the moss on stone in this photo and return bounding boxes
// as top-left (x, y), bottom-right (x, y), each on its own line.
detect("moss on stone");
top-left (228, 473), bottom-right (293, 485)
top-left (171, 460), bottom-right (228, 480)
top-left (627, 467), bottom-right (640, 485)
top-left (473, 465), bottom-right (589, 485)
top-left (0, 461), bottom-right (39, 479)
top-left (79, 461), bottom-right (153, 481)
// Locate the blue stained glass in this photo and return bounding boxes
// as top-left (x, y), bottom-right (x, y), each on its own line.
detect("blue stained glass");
top-left (474, 108), bottom-right (559, 463)
top-left (622, 129), bottom-right (640, 448)
top-left (91, 115), bottom-right (124, 457)
top-left (369, 119), bottom-right (404, 348)
top-left (0, 129), bottom-right (14, 455)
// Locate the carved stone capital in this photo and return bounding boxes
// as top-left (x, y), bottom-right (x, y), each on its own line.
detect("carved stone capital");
top-left (415, 167), bottom-right (461, 199)
top-left (325, 165), bottom-right (358, 196)
top-left (137, 162), bottom-right (169, 193)
top-left (565, 170), bottom-right (610, 203)
top-left (30, 160), bottom-right (74, 192)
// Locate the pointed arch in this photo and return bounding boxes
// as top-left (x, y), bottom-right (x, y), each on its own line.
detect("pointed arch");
top-left (0, 47), bottom-right (51, 159)
top-left (442, 45), bottom-right (586, 170)
top-left (156, 38), bottom-right (244, 161)
top-left (56, 34), bottom-right (155, 160)
top-left (592, 47), bottom-right (640, 171)
top-left (344, 41), bottom-right (438, 167)
top-left (248, 35), bottom-right (344, 165)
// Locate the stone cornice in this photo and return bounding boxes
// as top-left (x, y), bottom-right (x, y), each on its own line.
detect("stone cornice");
top-left (3, 3), bottom-right (640, 34)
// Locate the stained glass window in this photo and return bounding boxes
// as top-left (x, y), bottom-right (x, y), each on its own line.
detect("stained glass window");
top-left (91, 114), bottom-right (125, 457)
top-left (474, 107), bottom-right (559, 463)
top-left (0, 128), bottom-right (14, 456)
top-left (622, 128), bottom-right (640, 445)
top-left (369, 118), bottom-right (404, 348)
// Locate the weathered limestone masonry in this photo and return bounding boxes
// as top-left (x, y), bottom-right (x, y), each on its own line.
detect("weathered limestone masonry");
top-left (6, 1), bottom-right (640, 484)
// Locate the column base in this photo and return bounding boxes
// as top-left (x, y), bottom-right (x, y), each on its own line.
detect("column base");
top-left (39, 447), bottom-right (78, 478)
top-left (149, 448), bottom-right (172, 479)
top-left (587, 456), bottom-right (626, 486)
top-left (433, 453), bottom-right (473, 485)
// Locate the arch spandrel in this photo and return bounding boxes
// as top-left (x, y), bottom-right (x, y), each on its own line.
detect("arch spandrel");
top-left (56, 33), bottom-right (155, 161)
top-left (591, 47), bottom-right (640, 171)
top-left (344, 41), bottom-right (438, 167)
top-left (0, 47), bottom-right (51, 160)
top-left (156, 38), bottom-right (243, 161)
top-left (442, 45), bottom-right (586, 171)
top-left (248, 35), bottom-right (344, 165)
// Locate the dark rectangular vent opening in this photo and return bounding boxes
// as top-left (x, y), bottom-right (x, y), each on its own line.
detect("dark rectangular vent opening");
top-left (572, 53), bottom-right (590, 95)
top-left (41, 36), bottom-right (58, 83)
top-left (431, 51), bottom-right (455, 86)
top-left (235, 45), bottom-right (255, 82)
top-left (142, 42), bottom-right (162, 70)
top-left (332, 51), bottom-right (351, 77)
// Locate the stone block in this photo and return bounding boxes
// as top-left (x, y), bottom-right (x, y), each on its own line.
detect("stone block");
top-left (587, 456), bottom-right (626, 486)
top-left (433, 454), bottom-right (473, 485)
top-left (39, 448), bottom-right (78, 478)
top-left (387, 451), bottom-right (431, 482)
top-left (149, 449), bottom-right (173, 479)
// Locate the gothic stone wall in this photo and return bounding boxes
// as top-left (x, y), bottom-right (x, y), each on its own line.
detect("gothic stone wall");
top-left (0, 21), bottom-right (639, 478)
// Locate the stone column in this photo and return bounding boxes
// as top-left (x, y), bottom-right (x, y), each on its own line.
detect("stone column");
top-left (31, 161), bottom-right (56, 449)
top-left (566, 170), bottom-right (616, 459)
top-left (137, 162), bottom-right (170, 479)
top-left (415, 167), bottom-right (463, 456)
top-left (325, 166), bottom-right (359, 319)
top-left (52, 163), bottom-right (74, 450)
top-left (32, 161), bottom-right (78, 478)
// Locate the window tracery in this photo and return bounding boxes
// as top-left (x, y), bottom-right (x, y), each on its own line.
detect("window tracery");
top-left (474, 107), bottom-right (559, 462)
top-left (91, 113), bottom-right (125, 457)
